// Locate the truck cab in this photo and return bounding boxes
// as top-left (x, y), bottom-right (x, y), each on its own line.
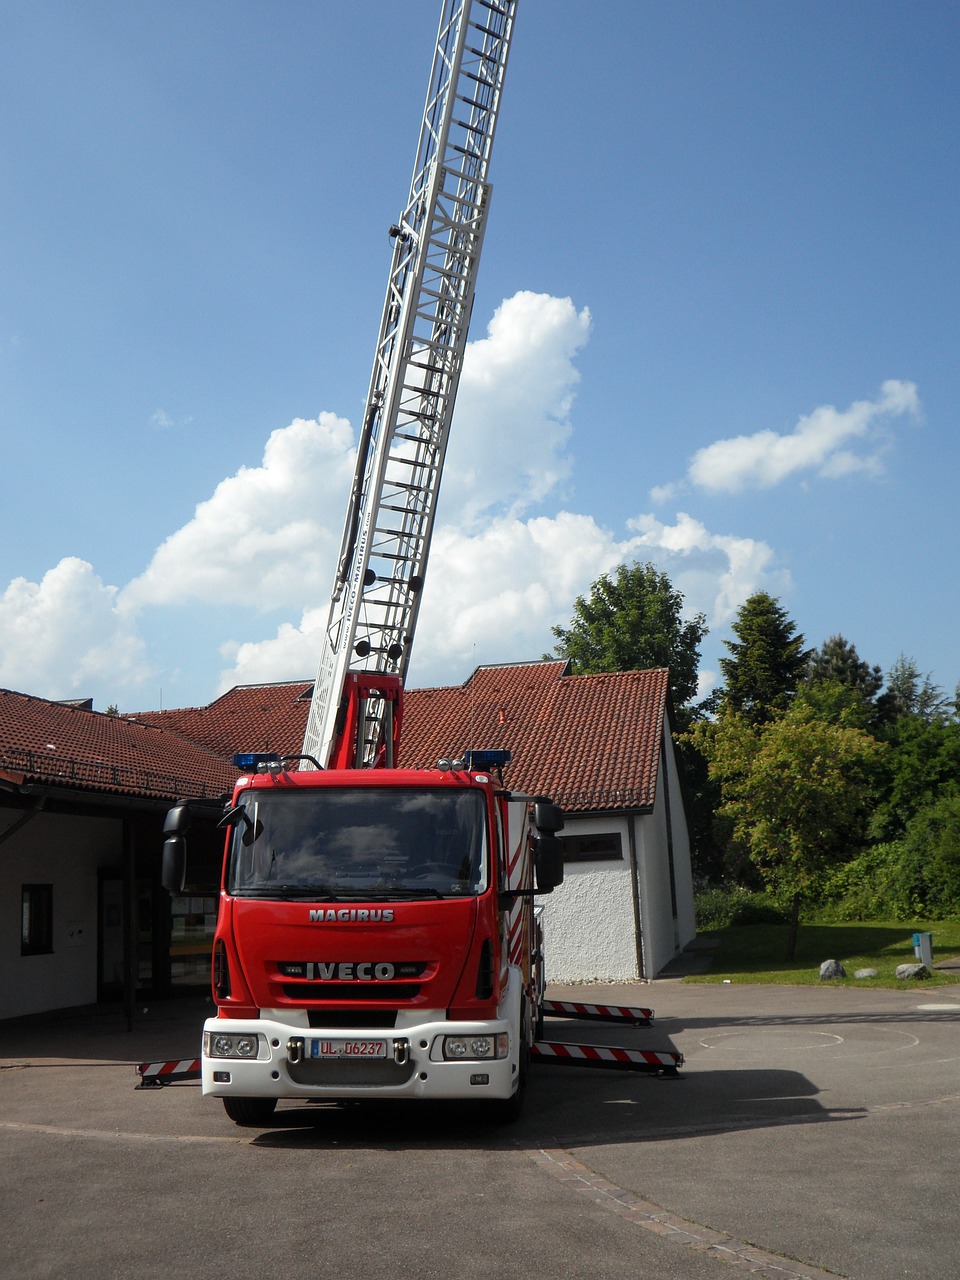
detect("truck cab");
top-left (163, 754), bottom-right (562, 1124)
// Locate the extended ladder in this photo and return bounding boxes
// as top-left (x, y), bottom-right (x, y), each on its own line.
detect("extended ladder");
top-left (302, 0), bottom-right (517, 769)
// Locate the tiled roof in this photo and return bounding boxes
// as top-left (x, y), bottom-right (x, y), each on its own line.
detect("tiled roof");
top-left (0, 688), bottom-right (237, 803)
top-left (2, 664), bottom-right (671, 813)
top-left (131, 663), bottom-right (671, 814)
top-left (129, 681), bottom-right (314, 759)
top-left (401, 663), bottom-right (670, 811)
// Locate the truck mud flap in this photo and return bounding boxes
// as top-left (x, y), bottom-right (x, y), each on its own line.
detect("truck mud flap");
top-left (541, 999), bottom-right (653, 1027)
top-left (136, 1058), bottom-right (202, 1088)
top-left (531, 1041), bottom-right (683, 1076)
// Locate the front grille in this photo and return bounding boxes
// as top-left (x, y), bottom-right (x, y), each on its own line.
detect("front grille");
top-left (307, 1010), bottom-right (398, 1029)
top-left (287, 1056), bottom-right (416, 1088)
top-left (281, 982), bottom-right (421, 1002)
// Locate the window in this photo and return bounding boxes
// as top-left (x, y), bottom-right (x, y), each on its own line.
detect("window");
top-left (21, 884), bottom-right (53, 955)
top-left (561, 832), bottom-right (624, 864)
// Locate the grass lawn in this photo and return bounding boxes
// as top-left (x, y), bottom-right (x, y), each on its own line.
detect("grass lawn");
top-left (685, 919), bottom-right (960, 987)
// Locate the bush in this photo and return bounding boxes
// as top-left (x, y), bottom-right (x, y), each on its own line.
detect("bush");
top-left (822, 796), bottom-right (960, 922)
top-left (695, 884), bottom-right (789, 931)
top-left (822, 845), bottom-right (916, 921)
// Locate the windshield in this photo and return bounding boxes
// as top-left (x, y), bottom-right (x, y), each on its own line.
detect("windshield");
top-left (226, 786), bottom-right (488, 901)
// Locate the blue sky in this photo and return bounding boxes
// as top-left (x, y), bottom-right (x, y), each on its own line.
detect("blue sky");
top-left (1, 0), bottom-right (958, 713)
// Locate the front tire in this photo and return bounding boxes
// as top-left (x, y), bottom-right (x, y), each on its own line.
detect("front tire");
top-left (486, 1003), bottom-right (529, 1124)
top-left (222, 1096), bottom-right (277, 1127)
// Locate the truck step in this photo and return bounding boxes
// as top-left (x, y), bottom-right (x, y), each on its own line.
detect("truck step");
top-left (542, 999), bottom-right (653, 1026)
top-left (136, 1058), bottom-right (202, 1088)
top-left (531, 1041), bottom-right (683, 1076)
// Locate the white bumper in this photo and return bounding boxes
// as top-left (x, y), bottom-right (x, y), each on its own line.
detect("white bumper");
top-left (201, 1009), bottom-right (519, 1103)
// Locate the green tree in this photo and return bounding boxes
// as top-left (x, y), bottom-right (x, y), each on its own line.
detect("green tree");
top-left (877, 654), bottom-right (952, 725)
top-left (870, 712), bottom-right (960, 842)
top-left (547, 562), bottom-right (707, 724)
top-left (807, 634), bottom-right (883, 701)
top-left (690, 703), bottom-right (885, 960)
top-left (794, 679), bottom-right (875, 731)
top-left (719, 593), bottom-right (809, 725)
top-left (900, 794), bottom-right (960, 916)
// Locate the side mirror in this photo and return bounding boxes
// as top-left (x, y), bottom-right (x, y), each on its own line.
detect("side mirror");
top-left (163, 802), bottom-right (192, 836)
top-left (161, 836), bottom-right (186, 895)
top-left (161, 803), bottom-right (191, 894)
top-left (533, 799), bottom-right (564, 834)
top-left (534, 833), bottom-right (564, 893)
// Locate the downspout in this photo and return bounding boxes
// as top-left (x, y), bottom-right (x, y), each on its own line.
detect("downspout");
top-left (626, 812), bottom-right (646, 981)
top-left (123, 816), bottom-right (136, 1032)
top-left (660, 735), bottom-right (679, 921)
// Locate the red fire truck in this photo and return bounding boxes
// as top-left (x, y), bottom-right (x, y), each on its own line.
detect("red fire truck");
top-left (153, 0), bottom-right (681, 1124)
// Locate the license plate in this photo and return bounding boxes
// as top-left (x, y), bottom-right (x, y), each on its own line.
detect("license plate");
top-left (309, 1038), bottom-right (388, 1060)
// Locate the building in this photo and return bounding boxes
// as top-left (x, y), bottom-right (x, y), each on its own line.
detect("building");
top-left (0, 690), bottom-right (236, 1022)
top-left (1, 661), bottom-right (695, 1021)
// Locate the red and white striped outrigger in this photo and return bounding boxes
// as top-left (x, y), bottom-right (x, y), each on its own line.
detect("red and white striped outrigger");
top-left (137, 1057), bottom-right (201, 1087)
top-left (535, 999), bottom-right (683, 1077)
top-left (532, 1042), bottom-right (682, 1075)
top-left (542, 999), bottom-right (653, 1026)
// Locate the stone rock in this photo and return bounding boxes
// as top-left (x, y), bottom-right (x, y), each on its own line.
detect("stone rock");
top-left (896, 963), bottom-right (931, 980)
top-left (819, 959), bottom-right (846, 980)
top-left (854, 968), bottom-right (878, 979)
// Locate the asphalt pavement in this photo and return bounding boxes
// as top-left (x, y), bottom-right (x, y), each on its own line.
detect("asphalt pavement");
top-left (2, 970), bottom-right (959, 1280)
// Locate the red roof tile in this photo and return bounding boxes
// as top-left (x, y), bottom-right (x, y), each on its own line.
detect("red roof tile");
top-left (129, 663), bottom-right (671, 814)
top-left (401, 663), bottom-right (669, 811)
top-left (129, 681), bottom-right (313, 760)
top-left (0, 665), bottom-right (670, 812)
top-left (0, 688), bottom-right (237, 802)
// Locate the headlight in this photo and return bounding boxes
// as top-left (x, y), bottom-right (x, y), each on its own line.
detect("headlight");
top-left (440, 1033), bottom-right (508, 1061)
top-left (204, 1031), bottom-right (262, 1059)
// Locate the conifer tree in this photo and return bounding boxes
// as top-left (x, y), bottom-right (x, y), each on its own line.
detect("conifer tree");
top-left (719, 592), bottom-right (809, 725)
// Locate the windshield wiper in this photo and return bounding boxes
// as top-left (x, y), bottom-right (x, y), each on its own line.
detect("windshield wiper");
top-left (236, 884), bottom-right (340, 901)
top-left (363, 886), bottom-right (448, 900)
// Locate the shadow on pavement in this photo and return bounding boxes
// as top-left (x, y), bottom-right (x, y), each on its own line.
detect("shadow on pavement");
top-left (243, 1058), bottom-right (862, 1153)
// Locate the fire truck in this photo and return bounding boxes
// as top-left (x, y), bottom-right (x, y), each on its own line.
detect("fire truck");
top-left (154, 0), bottom-right (681, 1125)
top-left (160, 0), bottom-right (563, 1126)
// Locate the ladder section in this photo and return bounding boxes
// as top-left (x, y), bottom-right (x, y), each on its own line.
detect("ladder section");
top-left (303, 0), bottom-right (517, 768)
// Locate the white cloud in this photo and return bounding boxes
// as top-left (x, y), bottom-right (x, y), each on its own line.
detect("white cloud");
top-left (686, 379), bottom-right (920, 494)
top-left (627, 512), bottom-right (789, 625)
top-left (440, 291), bottom-right (590, 524)
top-left (216, 507), bottom-right (785, 693)
top-left (0, 558), bottom-right (152, 700)
top-left (123, 413), bottom-right (356, 612)
top-left (0, 291), bottom-right (800, 711)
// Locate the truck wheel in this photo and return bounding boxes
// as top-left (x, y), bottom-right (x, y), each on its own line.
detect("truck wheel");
top-left (222, 1096), bottom-right (277, 1126)
top-left (491, 1043), bottom-right (527, 1123)
top-left (486, 1005), bottom-right (529, 1124)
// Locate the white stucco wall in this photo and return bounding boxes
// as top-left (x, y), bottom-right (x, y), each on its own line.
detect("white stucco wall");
top-left (538, 815), bottom-right (640, 982)
top-left (537, 721), bottom-right (697, 983)
top-left (0, 809), bottom-right (121, 1020)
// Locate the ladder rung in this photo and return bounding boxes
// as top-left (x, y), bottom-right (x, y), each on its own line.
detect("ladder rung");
top-left (468, 22), bottom-right (506, 42)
